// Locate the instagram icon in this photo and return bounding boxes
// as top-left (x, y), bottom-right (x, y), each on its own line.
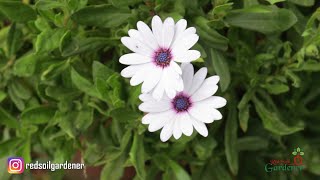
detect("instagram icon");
top-left (7, 157), bottom-right (24, 174)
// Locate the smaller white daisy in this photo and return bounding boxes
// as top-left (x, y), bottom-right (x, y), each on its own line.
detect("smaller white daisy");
top-left (120, 15), bottom-right (200, 100)
top-left (139, 63), bottom-right (227, 142)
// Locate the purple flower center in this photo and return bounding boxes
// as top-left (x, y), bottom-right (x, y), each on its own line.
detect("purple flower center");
top-left (172, 94), bottom-right (191, 113)
top-left (154, 48), bottom-right (172, 68)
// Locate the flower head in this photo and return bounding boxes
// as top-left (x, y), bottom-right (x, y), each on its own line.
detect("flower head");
top-left (139, 63), bottom-right (227, 142)
top-left (120, 16), bottom-right (200, 100)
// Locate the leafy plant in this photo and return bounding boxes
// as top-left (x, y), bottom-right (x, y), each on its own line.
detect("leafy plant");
top-left (0, 0), bottom-right (320, 179)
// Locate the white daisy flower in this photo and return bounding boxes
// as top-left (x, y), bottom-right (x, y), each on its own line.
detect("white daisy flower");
top-left (139, 63), bottom-right (227, 142)
top-left (120, 15), bottom-right (201, 100)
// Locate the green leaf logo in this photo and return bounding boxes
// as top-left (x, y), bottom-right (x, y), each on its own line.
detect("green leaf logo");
top-left (292, 147), bottom-right (304, 156)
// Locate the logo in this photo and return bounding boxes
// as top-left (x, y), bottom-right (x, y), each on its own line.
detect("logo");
top-left (7, 157), bottom-right (24, 174)
top-left (265, 147), bottom-right (304, 173)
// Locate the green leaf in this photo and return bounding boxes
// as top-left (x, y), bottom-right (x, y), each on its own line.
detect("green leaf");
top-left (194, 16), bottom-right (229, 51)
top-left (168, 160), bottom-right (191, 180)
top-left (237, 136), bottom-right (269, 151)
top-left (288, 0), bottom-right (315, 7)
top-left (96, 75), bottom-right (125, 108)
top-left (261, 83), bottom-right (290, 95)
top-left (71, 67), bottom-right (100, 97)
top-left (0, 91), bottom-right (6, 102)
top-left (0, 157), bottom-right (11, 180)
top-left (61, 37), bottom-right (112, 57)
top-left (6, 23), bottom-right (22, 56)
top-left (194, 137), bottom-right (217, 160)
top-left (92, 61), bottom-right (113, 82)
top-left (238, 104), bottom-right (250, 132)
top-left (225, 103), bottom-right (239, 175)
top-left (200, 158), bottom-right (232, 180)
top-left (266, 0), bottom-right (286, 5)
top-left (41, 60), bottom-right (70, 80)
top-left (253, 96), bottom-right (304, 135)
top-left (16, 138), bottom-right (31, 163)
top-left (110, 108), bottom-right (141, 124)
top-left (110, 0), bottom-right (143, 8)
top-left (13, 53), bottom-right (40, 77)
top-left (9, 81), bottom-right (31, 100)
top-left (71, 5), bottom-right (131, 28)
top-left (8, 85), bottom-right (25, 111)
top-left (55, 111), bottom-right (76, 138)
top-left (36, 28), bottom-right (66, 54)
top-left (291, 60), bottom-right (320, 72)
top-left (0, 138), bottom-right (23, 158)
top-left (0, 1), bottom-right (36, 22)
top-left (237, 89), bottom-right (254, 132)
top-left (0, 107), bottom-right (19, 128)
top-left (285, 69), bottom-right (301, 88)
top-left (100, 153), bottom-right (127, 180)
top-left (35, 0), bottom-right (64, 10)
top-left (225, 5), bottom-right (297, 34)
top-left (21, 106), bottom-right (55, 124)
top-left (45, 86), bottom-right (81, 101)
top-left (129, 133), bottom-right (146, 179)
top-left (75, 107), bottom-right (93, 131)
top-left (206, 49), bottom-right (231, 92)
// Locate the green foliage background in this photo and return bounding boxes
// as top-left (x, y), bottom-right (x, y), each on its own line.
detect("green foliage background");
top-left (0, 0), bottom-right (320, 179)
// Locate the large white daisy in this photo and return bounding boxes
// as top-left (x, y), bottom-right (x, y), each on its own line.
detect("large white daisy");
top-left (120, 15), bottom-right (200, 100)
top-left (139, 63), bottom-right (227, 142)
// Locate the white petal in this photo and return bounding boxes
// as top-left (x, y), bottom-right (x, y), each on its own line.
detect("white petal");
top-left (172, 34), bottom-right (198, 54)
top-left (119, 53), bottom-right (151, 65)
top-left (180, 62), bottom-right (188, 70)
top-left (171, 28), bottom-right (198, 52)
top-left (120, 63), bottom-right (150, 78)
top-left (181, 63), bottom-right (194, 92)
top-left (137, 21), bottom-right (158, 50)
top-left (170, 61), bottom-right (182, 74)
top-left (128, 29), bottom-right (155, 52)
top-left (176, 77), bottom-right (184, 92)
top-left (140, 92), bottom-right (170, 102)
top-left (162, 17), bottom-right (175, 48)
top-left (160, 119), bottom-right (174, 142)
top-left (172, 19), bottom-right (187, 44)
top-left (173, 118), bottom-right (182, 139)
top-left (189, 103), bottom-right (223, 123)
top-left (145, 111), bottom-right (175, 132)
top-left (187, 67), bottom-right (207, 95)
top-left (184, 27), bottom-right (196, 34)
top-left (212, 109), bottom-right (223, 120)
top-left (165, 85), bottom-right (176, 99)
top-left (174, 50), bottom-right (201, 63)
top-left (130, 69), bottom-right (147, 86)
top-left (191, 117), bottom-right (208, 137)
top-left (191, 76), bottom-right (220, 102)
top-left (152, 15), bottom-right (163, 48)
top-left (152, 75), bottom-right (165, 100)
top-left (139, 100), bottom-right (171, 113)
top-left (142, 111), bottom-right (170, 125)
top-left (171, 27), bottom-right (196, 48)
top-left (139, 94), bottom-right (153, 102)
top-left (141, 67), bottom-right (162, 93)
top-left (121, 36), bottom-right (152, 56)
top-left (164, 67), bottom-right (179, 98)
top-left (198, 96), bottom-right (227, 109)
top-left (179, 113), bottom-right (193, 136)
top-left (151, 66), bottom-right (182, 100)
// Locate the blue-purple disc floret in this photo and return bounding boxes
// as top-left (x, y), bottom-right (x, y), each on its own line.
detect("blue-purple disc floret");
top-left (153, 48), bottom-right (172, 68)
top-left (172, 93), bottom-right (191, 113)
